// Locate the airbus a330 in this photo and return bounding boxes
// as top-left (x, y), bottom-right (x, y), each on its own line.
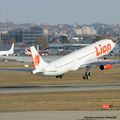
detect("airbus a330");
top-left (30, 39), bottom-right (119, 80)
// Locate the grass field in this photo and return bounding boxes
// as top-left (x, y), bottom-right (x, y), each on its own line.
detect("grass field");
top-left (0, 90), bottom-right (119, 111)
top-left (0, 61), bottom-right (120, 111)
top-left (0, 62), bottom-right (120, 86)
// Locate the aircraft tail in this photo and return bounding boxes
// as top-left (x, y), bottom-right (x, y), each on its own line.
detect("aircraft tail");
top-left (8, 43), bottom-right (14, 55)
top-left (30, 46), bottom-right (47, 74)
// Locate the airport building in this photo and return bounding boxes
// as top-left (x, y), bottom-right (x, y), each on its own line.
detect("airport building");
top-left (75, 26), bottom-right (97, 35)
top-left (1, 29), bottom-right (22, 44)
top-left (22, 26), bottom-right (43, 44)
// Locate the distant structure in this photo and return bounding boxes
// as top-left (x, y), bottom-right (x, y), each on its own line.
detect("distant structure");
top-left (75, 26), bottom-right (97, 35)
top-left (1, 29), bottom-right (22, 44)
top-left (22, 26), bottom-right (43, 44)
top-left (1, 22), bottom-right (120, 46)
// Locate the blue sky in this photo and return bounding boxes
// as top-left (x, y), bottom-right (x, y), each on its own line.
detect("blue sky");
top-left (0, 0), bottom-right (120, 24)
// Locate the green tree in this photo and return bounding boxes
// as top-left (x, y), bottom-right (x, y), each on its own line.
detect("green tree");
top-left (0, 37), bottom-right (3, 45)
top-left (9, 37), bottom-right (16, 44)
top-left (59, 36), bottom-right (69, 44)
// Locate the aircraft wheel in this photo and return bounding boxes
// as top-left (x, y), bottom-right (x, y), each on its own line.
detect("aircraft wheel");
top-left (88, 72), bottom-right (91, 77)
top-left (83, 76), bottom-right (86, 80)
top-left (60, 75), bottom-right (62, 78)
top-left (85, 75), bottom-right (89, 80)
top-left (83, 73), bottom-right (90, 80)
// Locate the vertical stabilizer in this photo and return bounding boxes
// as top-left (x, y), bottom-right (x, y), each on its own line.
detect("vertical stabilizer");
top-left (30, 46), bottom-right (47, 74)
top-left (9, 43), bottom-right (14, 53)
top-left (7, 43), bottom-right (14, 56)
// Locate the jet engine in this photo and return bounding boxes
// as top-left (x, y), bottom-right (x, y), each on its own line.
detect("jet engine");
top-left (99, 64), bottom-right (112, 70)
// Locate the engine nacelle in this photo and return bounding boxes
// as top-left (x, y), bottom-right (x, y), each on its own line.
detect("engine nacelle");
top-left (99, 64), bottom-right (112, 70)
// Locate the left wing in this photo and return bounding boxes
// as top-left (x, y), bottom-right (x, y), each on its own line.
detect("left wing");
top-left (80, 58), bottom-right (120, 80)
top-left (82, 58), bottom-right (120, 70)
top-left (95, 59), bottom-right (120, 65)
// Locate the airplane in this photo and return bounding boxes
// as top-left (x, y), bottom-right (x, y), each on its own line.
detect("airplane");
top-left (29, 39), bottom-right (119, 80)
top-left (0, 43), bottom-right (14, 56)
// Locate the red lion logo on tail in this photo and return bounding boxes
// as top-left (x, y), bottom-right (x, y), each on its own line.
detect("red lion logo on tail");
top-left (34, 54), bottom-right (40, 66)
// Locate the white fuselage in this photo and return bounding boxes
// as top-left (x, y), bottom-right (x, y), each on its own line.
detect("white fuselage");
top-left (0, 43), bottom-right (14, 56)
top-left (40, 39), bottom-right (116, 76)
top-left (0, 51), bottom-right (12, 56)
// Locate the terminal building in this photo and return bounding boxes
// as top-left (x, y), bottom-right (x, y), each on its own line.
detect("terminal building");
top-left (1, 26), bottom-right (43, 44)
top-left (1, 29), bottom-right (22, 44)
top-left (22, 26), bottom-right (43, 44)
top-left (75, 26), bottom-right (97, 35)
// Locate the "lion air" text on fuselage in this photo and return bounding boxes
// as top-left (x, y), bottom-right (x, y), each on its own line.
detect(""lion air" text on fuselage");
top-left (95, 43), bottom-right (111, 56)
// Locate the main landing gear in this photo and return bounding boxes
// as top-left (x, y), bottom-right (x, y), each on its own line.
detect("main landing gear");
top-left (56, 74), bottom-right (64, 79)
top-left (83, 66), bottom-right (92, 80)
top-left (83, 72), bottom-right (91, 80)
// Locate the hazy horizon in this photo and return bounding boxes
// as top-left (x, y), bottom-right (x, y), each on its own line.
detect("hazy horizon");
top-left (0, 0), bottom-right (120, 25)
